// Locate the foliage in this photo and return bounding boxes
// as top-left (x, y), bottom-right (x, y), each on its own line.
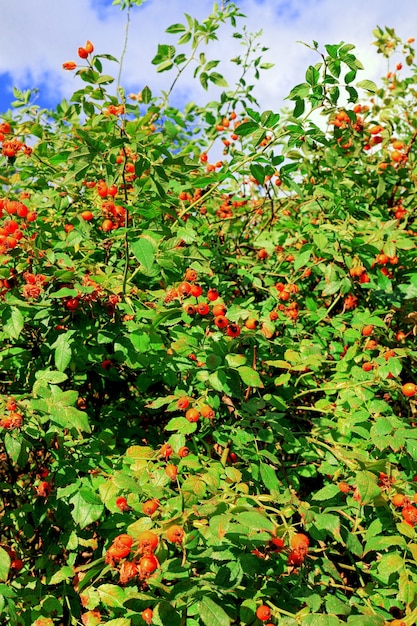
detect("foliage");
top-left (0, 3), bottom-right (417, 625)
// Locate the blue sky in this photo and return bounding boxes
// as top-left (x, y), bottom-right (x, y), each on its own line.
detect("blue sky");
top-left (1, 0), bottom-right (417, 116)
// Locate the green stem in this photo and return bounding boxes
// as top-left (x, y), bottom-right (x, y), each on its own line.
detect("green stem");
top-left (117, 5), bottom-right (131, 94)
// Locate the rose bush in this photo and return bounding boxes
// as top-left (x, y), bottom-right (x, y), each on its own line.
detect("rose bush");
top-left (0, 2), bottom-right (416, 625)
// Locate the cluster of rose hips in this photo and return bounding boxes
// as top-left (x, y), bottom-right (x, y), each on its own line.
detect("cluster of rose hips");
top-left (253, 533), bottom-right (310, 623)
top-left (271, 281), bottom-right (300, 321)
top-left (158, 442), bottom-right (187, 481)
top-left (329, 104), bottom-right (413, 172)
top-left (177, 187), bottom-right (250, 221)
top-left (103, 104), bottom-right (125, 116)
top-left (0, 121), bottom-right (32, 159)
top-left (252, 532), bottom-right (310, 569)
top-left (104, 524), bottom-right (185, 586)
top-left (58, 273), bottom-right (121, 314)
top-left (0, 197), bottom-right (37, 253)
top-left (78, 180), bottom-right (128, 232)
top-left (62, 40), bottom-right (94, 71)
top-left (0, 396), bottom-right (23, 430)
top-left (165, 268), bottom-right (243, 338)
top-left (176, 395), bottom-right (216, 424)
top-left (214, 111), bottom-right (241, 152)
top-left (390, 198), bottom-right (407, 221)
top-left (338, 472), bottom-right (417, 524)
top-left (391, 492), bottom-right (417, 527)
top-left (21, 271), bottom-right (48, 301)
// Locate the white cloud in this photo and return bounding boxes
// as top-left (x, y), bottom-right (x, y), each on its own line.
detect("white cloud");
top-left (0, 0), bottom-right (416, 112)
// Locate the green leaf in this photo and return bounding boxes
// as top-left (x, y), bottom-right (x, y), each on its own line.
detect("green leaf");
top-left (302, 615), bottom-right (342, 625)
top-left (131, 237), bottom-right (155, 271)
top-left (54, 332), bottom-right (72, 372)
top-left (70, 491), bottom-right (104, 529)
top-left (356, 79), bottom-right (378, 93)
top-left (364, 535), bottom-right (406, 555)
top-left (233, 121), bottom-right (259, 136)
top-left (97, 584), bottom-right (127, 609)
top-left (377, 553), bottom-right (404, 579)
top-left (346, 532), bottom-right (363, 558)
top-left (182, 476), bottom-right (207, 506)
top-left (2, 307), bottom-right (24, 339)
top-left (293, 98), bottom-right (305, 117)
top-left (355, 471), bottom-right (381, 505)
top-left (165, 23), bottom-right (186, 34)
top-left (4, 432), bottom-right (22, 465)
top-left (237, 366), bottom-right (263, 388)
top-left (35, 370), bottom-right (68, 384)
top-left (311, 513), bottom-right (341, 539)
top-left (236, 510), bottom-right (275, 533)
top-left (0, 547), bottom-right (10, 582)
top-left (311, 484), bottom-right (340, 501)
top-left (125, 446), bottom-right (155, 460)
top-left (153, 601), bottom-right (181, 626)
top-left (50, 287), bottom-right (80, 298)
top-left (141, 85), bottom-right (152, 103)
top-left (325, 595), bottom-right (351, 616)
top-left (293, 247), bottom-right (311, 271)
top-left (346, 617), bottom-right (384, 626)
top-left (31, 392), bottom-right (90, 433)
top-left (306, 65), bottom-right (320, 86)
top-left (225, 354), bottom-right (246, 367)
top-left (250, 163), bottom-right (265, 184)
top-left (199, 596), bottom-right (231, 626)
top-left (165, 417), bottom-right (197, 434)
top-left (259, 462), bottom-right (280, 492)
top-left (209, 72), bottom-right (228, 88)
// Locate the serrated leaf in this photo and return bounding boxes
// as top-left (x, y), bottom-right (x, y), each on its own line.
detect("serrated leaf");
top-left (141, 85), bottom-right (152, 103)
top-left (199, 596), bottom-right (231, 626)
top-left (346, 532), bottom-right (363, 558)
top-left (237, 366), bottom-right (263, 388)
top-left (364, 535), bottom-right (407, 554)
top-left (346, 617), bottom-right (384, 626)
top-left (2, 307), bottom-right (24, 339)
top-left (311, 484), bottom-right (341, 501)
top-left (259, 462), bottom-right (280, 492)
top-left (311, 513), bottom-right (341, 539)
top-left (398, 570), bottom-right (417, 605)
top-left (355, 471), bottom-right (381, 505)
top-left (293, 247), bottom-right (311, 271)
top-left (0, 547), bottom-right (10, 582)
top-left (70, 491), bottom-right (104, 529)
top-left (209, 72), bottom-right (228, 87)
top-left (54, 332), bottom-right (72, 372)
top-left (165, 23), bottom-right (186, 34)
top-left (302, 614), bottom-right (342, 625)
top-left (153, 600), bottom-right (181, 626)
top-left (4, 432), bottom-right (22, 464)
top-left (182, 476), bottom-right (207, 506)
top-left (233, 121), bottom-right (259, 136)
top-left (236, 510), bottom-right (275, 533)
top-left (131, 237), bottom-right (155, 271)
top-left (125, 445), bottom-right (155, 460)
top-left (225, 354), bottom-right (247, 367)
top-left (50, 287), bottom-right (80, 298)
top-left (35, 370), bottom-right (68, 384)
top-left (356, 79), bottom-right (378, 93)
top-left (165, 417), bottom-right (197, 434)
top-left (377, 553), bottom-right (404, 578)
top-left (97, 584), bottom-right (127, 609)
